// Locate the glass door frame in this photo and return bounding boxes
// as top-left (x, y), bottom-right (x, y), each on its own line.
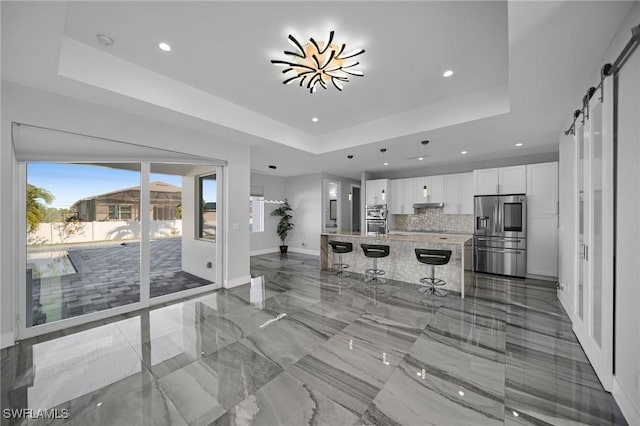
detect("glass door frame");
top-left (16, 160), bottom-right (224, 341)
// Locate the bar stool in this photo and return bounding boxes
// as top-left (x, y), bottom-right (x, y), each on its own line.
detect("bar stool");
top-left (361, 244), bottom-right (390, 289)
top-left (415, 248), bottom-right (452, 296)
top-left (328, 241), bottom-right (353, 277)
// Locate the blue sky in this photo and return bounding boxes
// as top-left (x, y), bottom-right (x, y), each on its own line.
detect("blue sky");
top-left (27, 163), bottom-right (208, 209)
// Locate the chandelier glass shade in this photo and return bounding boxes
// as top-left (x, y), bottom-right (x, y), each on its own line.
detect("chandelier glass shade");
top-left (271, 31), bottom-right (365, 93)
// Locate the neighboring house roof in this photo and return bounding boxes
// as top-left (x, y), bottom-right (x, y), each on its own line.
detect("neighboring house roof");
top-left (73, 181), bottom-right (182, 205)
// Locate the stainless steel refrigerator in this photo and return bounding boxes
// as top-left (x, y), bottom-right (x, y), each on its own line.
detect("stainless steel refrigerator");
top-left (474, 194), bottom-right (527, 278)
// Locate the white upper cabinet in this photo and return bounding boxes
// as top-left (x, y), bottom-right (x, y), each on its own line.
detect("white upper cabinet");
top-left (414, 176), bottom-right (428, 204)
top-left (365, 179), bottom-right (390, 206)
top-left (527, 162), bottom-right (559, 215)
top-left (473, 165), bottom-right (526, 195)
top-left (427, 175), bottom-right (444, 203)
top-left (499, 165), bottom-right (527, 194)
top-left (390, 178), bottom-right (417, 214)
top-left (473, 168), bottom-right (500, 195)
top-left (444, 173), bottom-right (474, 214)
top-left (444, 174), bottom-right (461, 214)
top-left (414, 176), bottom-right (444, 204)
top-left (460, 173), bottom-right (474, 214)
top-left (390, 179), bottom-right (403, 214)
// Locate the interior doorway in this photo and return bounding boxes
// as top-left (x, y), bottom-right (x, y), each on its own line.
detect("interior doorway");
top-left (323, 179), bottom-right (341, 233)
top-left (351, 185), bottom-right (361, 232)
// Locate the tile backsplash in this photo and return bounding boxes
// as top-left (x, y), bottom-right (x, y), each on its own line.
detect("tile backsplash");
top-left (393, 208), bottom-right (473, 234)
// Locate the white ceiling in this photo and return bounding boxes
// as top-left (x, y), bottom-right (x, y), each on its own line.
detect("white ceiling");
top-left (1, 1), bottom-right (635, 179)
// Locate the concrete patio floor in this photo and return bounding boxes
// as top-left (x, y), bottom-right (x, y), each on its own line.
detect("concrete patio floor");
top-left (29, 238), bottom-right (213, 326)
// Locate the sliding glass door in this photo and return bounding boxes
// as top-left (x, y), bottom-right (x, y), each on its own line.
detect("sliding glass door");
top-left (26, 163), bottom-right (142, 328)
top-left (149, 164), bottom-right (221, 301)
top-left (21, 160), bottom-right (223, 339)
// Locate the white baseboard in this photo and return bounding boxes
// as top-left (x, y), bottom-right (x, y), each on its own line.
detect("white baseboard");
top-left (1, 331), bottom-right (15, 349)
top-left (557, 286), bottom-right (574, 321)
top-left (224, 274), bottom-right (251, 289)
top-left (526, 273), bottom-right (558, 282)
top-left (250, 248), bottom-right (279, 256)
top-left (288, 247), bottom-right (320, 256)
top-left (613, 377), bottom-right (640, 426)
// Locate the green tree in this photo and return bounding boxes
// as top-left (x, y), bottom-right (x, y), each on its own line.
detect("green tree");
top-left (26, 184), bottom-right (54, 234)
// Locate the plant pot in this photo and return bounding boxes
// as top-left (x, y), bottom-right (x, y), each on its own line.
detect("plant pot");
top-left (279, 245), bottom-right (288, 254)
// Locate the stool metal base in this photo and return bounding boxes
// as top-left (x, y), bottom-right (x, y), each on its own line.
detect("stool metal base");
top-left (418, 270), bottom-right (448, 297)
top-left (364, 268), bottom-right (386, 284)
top-left (332, 263), bottom-right (351, 277)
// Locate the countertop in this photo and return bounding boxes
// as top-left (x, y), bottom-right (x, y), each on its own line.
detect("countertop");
top-left (321, 231), bottom-right (472, 245)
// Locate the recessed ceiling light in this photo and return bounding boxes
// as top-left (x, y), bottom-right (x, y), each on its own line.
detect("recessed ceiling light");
top-left (458, 390), bottom-right (465, 397)
top-left (158, 42), bottom-right (171, 52)
top-left (515, 143), bottom-right (523, 147)
top-left (461, 151), bottom-right (468, 155)
top-left (96, 34), bottom-right (114, 46)
top-left (418, 157), bottom-right (424, 161)
top-left (443, 70), bottom-right (454, 78)
top-left (312, 117), bottom-right (319, 122)
top-left (384, 162), bottom-right (389, 166)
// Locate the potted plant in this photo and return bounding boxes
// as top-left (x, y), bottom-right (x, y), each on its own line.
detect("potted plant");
top-left (271, 199), bottom-right (294, 254)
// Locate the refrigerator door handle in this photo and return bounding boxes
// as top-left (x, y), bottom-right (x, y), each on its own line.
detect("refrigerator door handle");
top-left (476, 247), bottom-right (522, 254)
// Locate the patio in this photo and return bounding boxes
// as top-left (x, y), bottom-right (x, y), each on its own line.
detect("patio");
top-left (29, 237), bottom-right (213, 326)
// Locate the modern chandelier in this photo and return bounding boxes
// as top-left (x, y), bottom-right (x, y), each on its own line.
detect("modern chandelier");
top-left (270, 31), bottom-right (365, 93)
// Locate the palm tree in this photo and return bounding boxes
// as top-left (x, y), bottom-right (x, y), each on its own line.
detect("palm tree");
top-left (26, 184), bottom-right (54, 234)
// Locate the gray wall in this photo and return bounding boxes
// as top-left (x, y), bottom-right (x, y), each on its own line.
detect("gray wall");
top-left (250, 172), bottom-right (286, 254)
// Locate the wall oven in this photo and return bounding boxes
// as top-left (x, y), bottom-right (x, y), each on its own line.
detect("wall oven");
top-left (366, 205), bottom-right (387, 235)
top-left (366, 219), bottom-right (387, 235)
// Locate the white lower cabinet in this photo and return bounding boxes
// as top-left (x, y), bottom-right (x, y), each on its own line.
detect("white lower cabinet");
top-left (527, 216), bottom-right (558, 277)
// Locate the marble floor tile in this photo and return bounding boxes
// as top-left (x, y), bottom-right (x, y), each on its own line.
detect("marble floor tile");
top-left (65, 379), bottom-right (187, 426)
top-left (157, 360), bottom-right (227, 425)
top-left (1, 253), bottom-right (627, 426)
top-left (132, 320), bottom-right (238, 379)
top-left (239, 312), bottom-right (336, 369)
top-left (361, 353), bottom-right (504, 426)
top-left (212, 372), bottom-right (359, 426)
top-left (201, 341), bottom-right (284, 409)
top-left (287, 353), bottom-right (381, 417)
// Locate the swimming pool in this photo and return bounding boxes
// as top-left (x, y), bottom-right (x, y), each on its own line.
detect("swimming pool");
top-left (27, 251), bottom-right (78, 279)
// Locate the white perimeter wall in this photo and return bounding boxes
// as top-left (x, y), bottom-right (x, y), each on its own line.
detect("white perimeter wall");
top-left (1, 82), bottom-right (251, 347)
top-left (613, 3), bottom-right (640, 422)
top-left (250, 172), bottom-right (286, 255)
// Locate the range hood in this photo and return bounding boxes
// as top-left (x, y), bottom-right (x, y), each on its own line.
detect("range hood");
top-left (413, 202), bottom-right (444, 209)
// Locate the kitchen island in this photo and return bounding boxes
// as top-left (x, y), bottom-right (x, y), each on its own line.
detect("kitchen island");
top-left (321, 231), bottom-right (473, 298)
